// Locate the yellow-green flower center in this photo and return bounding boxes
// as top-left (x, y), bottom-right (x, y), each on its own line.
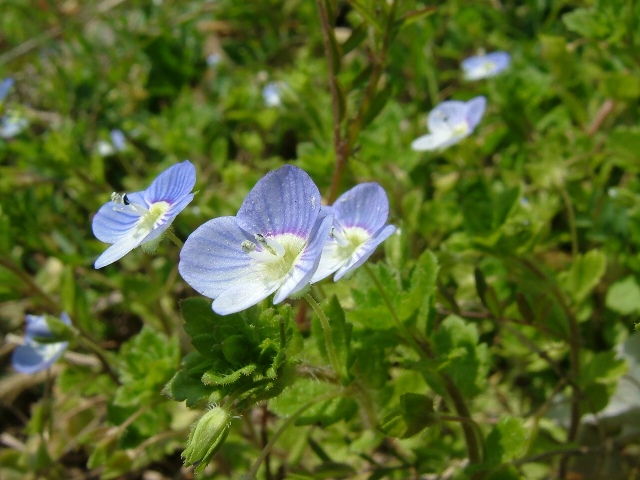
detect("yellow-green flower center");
top-left (245, 233), bottom-right (306, 285)
top-left (137, 201), bottom-right (171, 232)
top-left (333, 226), bottom-right (370, 260)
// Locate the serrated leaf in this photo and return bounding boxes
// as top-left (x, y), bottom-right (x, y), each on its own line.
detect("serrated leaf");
top-left (432, 316), bottom-right (489, 397)
top-left (484, 417), bottom-right (527, 466)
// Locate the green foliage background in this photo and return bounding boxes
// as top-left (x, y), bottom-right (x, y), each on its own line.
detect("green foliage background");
top-left (1, 0), bottom-right (640, 479)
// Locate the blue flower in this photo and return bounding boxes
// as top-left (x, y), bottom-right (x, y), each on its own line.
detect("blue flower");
top-left (12, 313), bottom-right (71, 374)
top-left (312, 183), bottom-right (396, 282)
top-left (179, 165), bottom-right (333, 315)
top-left (461, 51), bottom-right (510, 81)
top-left (206, 53), bottom-right (222, 67)
top-left (0, 78), bottom-right (14, 103)
top-left (92, 160), bottom-right (196, 268)
top-left (110, 129), bottom-right (126, 151)
top-left (96, 129), bottom-right (127, 156)
top-left (411, 96), bottom-right (486, 152)
top-left (262, 82), bottom-right (282, 107)
top-left (0, 113), bottom-right (28, 139)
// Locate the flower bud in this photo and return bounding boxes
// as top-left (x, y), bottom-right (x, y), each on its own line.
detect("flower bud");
top-left (182, 406), bottom-right (231, 473)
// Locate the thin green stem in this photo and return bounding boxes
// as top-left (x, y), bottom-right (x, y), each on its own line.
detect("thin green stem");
top-left (248, 390), bottom-right (342, 479)
top-left (363, 264), bottom-right (423, 355)
top-left (166, 230), bottom-right (184, 248)
top-left (304, 294), bottom-right (342, 377)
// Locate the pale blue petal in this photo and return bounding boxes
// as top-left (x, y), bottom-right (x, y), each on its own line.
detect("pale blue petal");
top-left (179, 216), bottom-right (256, 300)
top-left (411, 132), bottom-right (458, 151)
top-left (110, 129), bottom-right (126, 151)
top-left (465, 96), bottom-right (487, 131)
top-left (236, 165), bottom-right (321, 238)
top-left (486, 51), bottom-right (510, 71)
top-left (273, 214), bottom-right (333, 303)
top-left (144, 160), bottom-right (196, 205)
top-left (0, 78), bottom-right (14, 102)
top-left (12, 341), bottom-right (68, 374)
top-left (334, 225), bottom-right (396, 281)
top-left (213, 280), bottom-right (280, 315)
top-left (333, 183), bottom-right (389, 233)
top-left (426, 101), bottom-right (468, 134)
top-left (94, 228), bottom-right (148, 268)
top-left (13, 313), bottom-right (70, 374)
top-left (92, 197), bottom-right (143, 243)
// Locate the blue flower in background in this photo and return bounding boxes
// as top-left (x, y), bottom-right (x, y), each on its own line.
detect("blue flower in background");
top-left (110, 129), bottom-right (126, 151)
top-left (96, 129), bottom-right (126, 156)
top-left (312, 183), bottom-right (396, 283)
top-left (262, 82), bottom-right (282, 107)
top-left (461, 51), bottom-right (510, 81)
top-left (0, 113), bottom-right (28, 139)
top-left (92, 160), bottom-right (196, 268)
top-left (12, 313), bottom-right (71, 374)
top-left (179, 165), bottom-right (333, 315)
top-left (0, 78), bottom-right (14, 103)
top-left (206, 53), bottom-right (222, 67)
top-left (411, 96), bottom-right (486, 152)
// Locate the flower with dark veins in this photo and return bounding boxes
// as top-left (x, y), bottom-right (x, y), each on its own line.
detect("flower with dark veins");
top-left (92, 160), bottom-right (196, 268)
top-left (179, 165), bottom-right (332, 315)
top-left (312, 183), bottom-right (396, 282)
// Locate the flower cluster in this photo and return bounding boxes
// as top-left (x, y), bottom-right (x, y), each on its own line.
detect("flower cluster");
top-left (178, 165), bottom-right (395, 315)
top-left (12, 313), bottom-right (71, 374)
top-left (411, 49), bottom-right (510, 151)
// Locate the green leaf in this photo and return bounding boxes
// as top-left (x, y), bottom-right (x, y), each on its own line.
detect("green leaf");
top-left (114, 326), bottom-right (180, 407)
top-left (561, 249), bottom-right (607, 304)
top-left (601, 72), bottom-right (640, 100)
top-left (484, 417), bottom-right (527, 466)
top-left (562, 8), bottom-right (611, 39)
top-left (432, 316), bottom-right (490, 397)
top-left (606, 276), bottom-right (640, 315)
top-left (341, 22), bottom-right (367, 55)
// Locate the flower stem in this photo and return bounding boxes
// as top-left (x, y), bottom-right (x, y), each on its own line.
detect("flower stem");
top-left (247, 390), bottom-right (341, 479)
top-left (166, 230), bottom-right (184, 248)
top-left (363, 264), bottom-right (422, 353)
top-left (303, 294), bottom-right (342, 378)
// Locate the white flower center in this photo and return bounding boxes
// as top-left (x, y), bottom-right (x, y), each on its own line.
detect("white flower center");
top-left (331, 225), bottom-right (371, 259)
top-left (242, 233), bottom-right (306, 284)
top-left (112, 192), bottom-right (171, 233)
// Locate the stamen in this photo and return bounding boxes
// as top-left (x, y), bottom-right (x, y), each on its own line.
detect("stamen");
top-left (254, 234), bottom-right (285, 257)
top-left (242, 240), bottom-right (256, 253)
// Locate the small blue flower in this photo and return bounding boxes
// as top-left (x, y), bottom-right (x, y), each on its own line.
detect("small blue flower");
top-left (0, 112), bottom-right (28, 139)
top-left (179, 165), bottom-right (333, 315)
top-left (96, 129), bottom-right (127, 156)
top-left (461, 51), bottom-right (510, 81)
top-left (0, 78), bottom-right (14, 103)
top-left (262, 82), bottom-right (282, 107)
top-left (92, 160), bottom-right (196, 268)
top-left (110, 129), bottom-right (126, 151)
top-left (12, 313), bottom-right (71, 374)
top-left (411, 96), bottom-right (486, 152)
top-left (312, 183), bottom-right (396, 282)
top-left (206, 53), bottom-right (222, 67)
